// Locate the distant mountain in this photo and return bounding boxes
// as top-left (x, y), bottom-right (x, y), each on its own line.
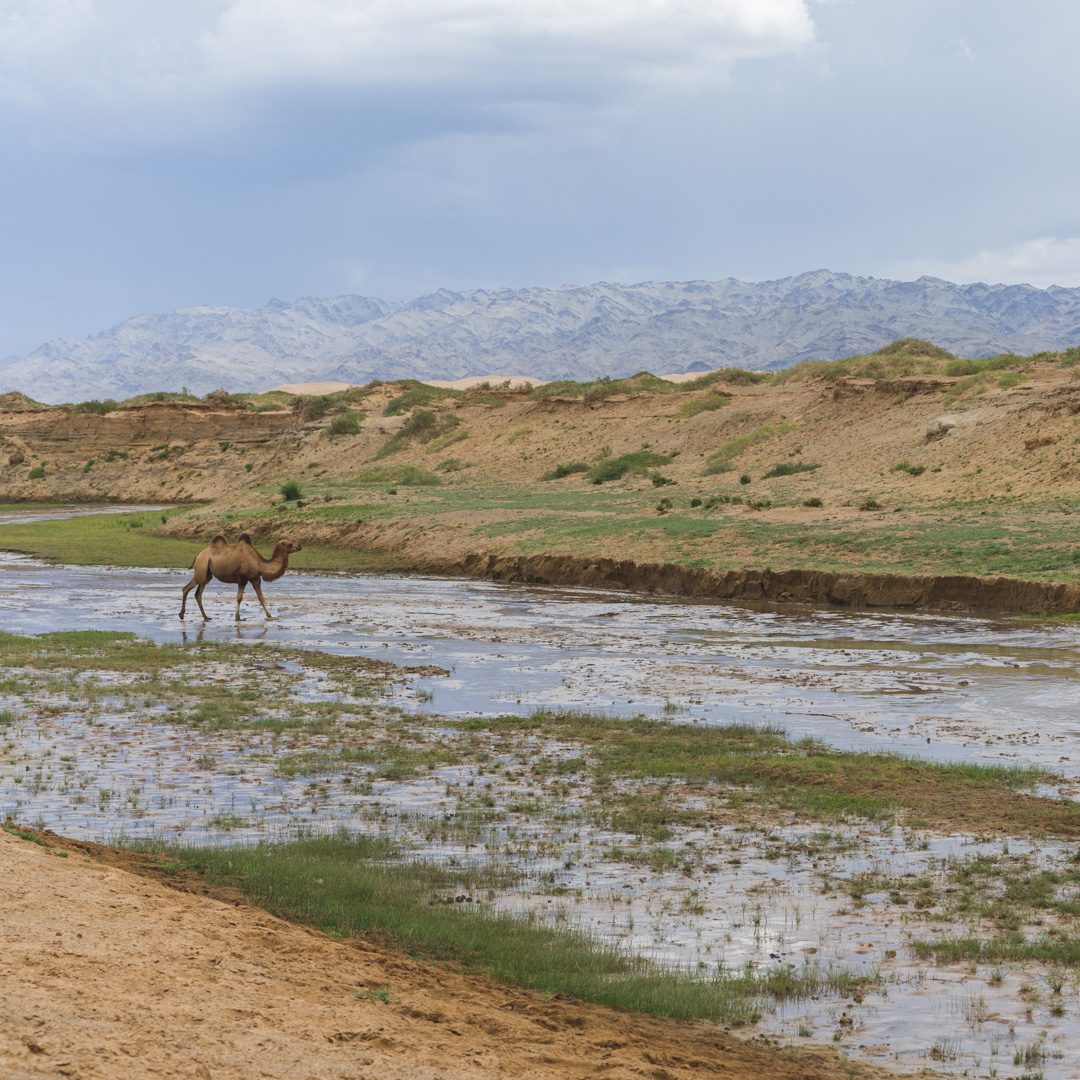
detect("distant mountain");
top-left (5, 271), bottom-right (1080, 402)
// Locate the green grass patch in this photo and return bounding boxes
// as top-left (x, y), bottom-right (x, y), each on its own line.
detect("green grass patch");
top-left (891, 461), bottom-right (926, 476)
top-left (376, 410), bottom-right (461, 459)
top-left (587, 452), bottom-right (672, 484)
top-left (704, 424), bottom-right (793, 475)
top-left (761, 461), bottom-right (820, 479)
top-left (382, 381), bottom-right (463, 417)
top-left (540, 462), bottom-right (589, 481)
top-left (676, 391), bottom-right (730, 417)
top-left (161, 832), bottom-right (870, 1023)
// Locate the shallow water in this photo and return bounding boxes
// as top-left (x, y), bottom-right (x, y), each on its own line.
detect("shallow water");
top-left (0, 548), bottom-right (1077, 780)
top-left (3, 509), bottom-right (1080, 1077)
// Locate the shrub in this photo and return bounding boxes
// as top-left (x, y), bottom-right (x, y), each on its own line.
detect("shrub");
top-left (998, 372), bottom-right (1028, 389)
top-left (280, 480), bottom-right (303, 501)
top-left (435, 457), bottom-right (470, 473)
top-left (541, 462), bottom-right (589, 481)
top-left (376, 410), bottom-right (460, 459)
top-left (739, 474), bottom-right (751, 485)
top-left (748, 497), bottom-right (772, 511)
top-left (859, 497), bottom-right (882, 511)
top-left (82, 459), bottom-right (94, 473)
top-left (762, 461), bottom-right (820, 479)
top-left (382, 381), bottom-right (461, 416)
top-left (71, 399), bottom-right (118, 415)
top-left (1061, 345), bottom-right (1080, 366)
top-left (329, 412), bottom-right (362, 436)
top-left (802, 497), bottom-right (823, 508)
top-left (656, 497), bottom-right (673, 514)
top-left (682, 368), bottom-right (769, 390)
top-left (690, 497), bottom-right (702, 507)
top-left (586, 452), bottom-right (672, 484)
top-left (28, 466), bottom-right (44, 480)
top-left (677, 391), bottom-right (730, 418)
top-left (945, 354), bottom-right (1024, 377)
top-left (104, 449), bottom-right (128, 462)
top-left (649, 472), bottom-right (676, 487)
top-left (891, 461), bottom-right (926, 476)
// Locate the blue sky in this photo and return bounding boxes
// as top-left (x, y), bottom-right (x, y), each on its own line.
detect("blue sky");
top-left (1, 0), bottom-right (1077, 356)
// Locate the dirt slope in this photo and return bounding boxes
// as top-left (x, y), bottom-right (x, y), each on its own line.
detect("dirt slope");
top-left (0, 829), bottom-right (913, 1080)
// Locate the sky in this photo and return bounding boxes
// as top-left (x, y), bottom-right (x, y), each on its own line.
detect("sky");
top-left (1, 0), bottom-right (1078, 357)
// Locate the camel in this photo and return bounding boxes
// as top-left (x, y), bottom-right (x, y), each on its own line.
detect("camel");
top-left (179, 532), bottom-right (303, 622)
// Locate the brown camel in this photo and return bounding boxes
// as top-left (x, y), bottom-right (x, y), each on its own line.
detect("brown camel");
top-left (179, 532), bottom-right (303, 622)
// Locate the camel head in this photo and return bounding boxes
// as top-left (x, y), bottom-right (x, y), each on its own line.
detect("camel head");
top-left (272, 538), bottom-right (303, 558)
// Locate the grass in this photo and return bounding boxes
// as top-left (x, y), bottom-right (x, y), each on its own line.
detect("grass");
top-left (375, 410), bottom-right (461, 459)
top-left (586, 452), bottom-right (672, 484)
top-left (382, 381), bottom-right (463, 417)
top-left (703, 424), bottom-right (793, 475)
top-left (540, 462), bottom-right (589, 481)
top-left (158, 831), bottom-right (868, 1024)
top-left (761, 462), bottom-right (820, 479)
top-left (676, 391), bottom-right (729, 418)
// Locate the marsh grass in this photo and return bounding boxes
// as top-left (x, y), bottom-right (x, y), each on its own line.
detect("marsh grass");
top-left (163, 831), bottom-right (872, 1023)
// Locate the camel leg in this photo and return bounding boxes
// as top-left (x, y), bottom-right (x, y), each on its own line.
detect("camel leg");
top-left (194, 582), bottom-right (211, 621)
top-left (179, 576), bottom-right (195, 620)
top-left (235, 580), bottom-right (246, 622)
top-left (251, 577), bottom-right (274, 620)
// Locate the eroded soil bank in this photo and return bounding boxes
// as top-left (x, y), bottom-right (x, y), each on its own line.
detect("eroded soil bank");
top-left (1, 827), bottom-right (911, 1080)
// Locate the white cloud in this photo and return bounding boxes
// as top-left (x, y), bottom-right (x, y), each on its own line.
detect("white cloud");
top-left (198, 0), bottom-right (814, 90)
top-left (3, 1), bottom-right (813, 105)
top-left (894, 237), bottom-right (1080, 289)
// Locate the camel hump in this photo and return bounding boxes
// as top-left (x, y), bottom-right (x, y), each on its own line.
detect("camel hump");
top-left (209, 533), bottom-right (230, 551)
top-left (237, 532), bottom-right (254, 546)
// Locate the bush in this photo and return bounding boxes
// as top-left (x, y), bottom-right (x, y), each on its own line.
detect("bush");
top-left (71, 399), bottom-right (118, 415)
top-left (690, 497), bottom-right (702, 507)
top-left (649, 472), bottom-right (676, 487)
top-left (382, 381), bottom-right (462, 417)
top-left (677, 391), bottom-right (730, 418)
top-left (329, 412), bottom-right (362, 436)
top-left (891, 461), bottom-right (926, 476)
top-left (280, 480), bottom-right (303, 501)
top-left (586, 452), bottom-right (672, 484)
top-left (376, 410), bottom-right (460, 459)
top-left (739, 474), bottom-right (751, 485)
top-left (761, 462), bottom-right (820, 479)
top-left (540, 462), bottom-right (589, 481)
top-left (859, 497), bottom-right (882, 511)
top-left (682, 368), bottom-right (770, 390)
top-left (802, 497), bottom-right (823, 508)
top-left (656, 497), bottom-right (673, 514)
top-left (435, 457), bottom-right (470, 473)
top-left (28, 466), bottom-right (44, 480)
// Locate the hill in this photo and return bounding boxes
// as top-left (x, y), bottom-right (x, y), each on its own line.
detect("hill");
top-left (4, 271), bottom-right (1080, 403)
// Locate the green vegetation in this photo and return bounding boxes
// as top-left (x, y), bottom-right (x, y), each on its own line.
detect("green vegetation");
top-left (704, 424), bottom-right (793, 475)
top-left (891, 461), bottom-right (926, 476)
top-left (160, 832), bottom-right (865, 1024)
top-left (280, 479), bottom-right (303, 501)
top-left (540, 462), bottom-right (589, 481)
top-left (761, 461), bottom-right (820, 479)
top-left (802, 497), bottom-right (823, 508)
top-left (376, 410), bottom-right (461, 459)
top-left (27, 466), bottom-right (44, 480)
top-left (328, 412), bottom-right (363, 436)
top-left (70, 399), bottom-right (119, 415)
top-left (587, 452), bottom-right (672, 484)
top-left (122, 390), bottom-right (200, 406)
top-left (676, 391), bottom-right (729, 417)
top-left (382, 381), bottom-right (463, 417)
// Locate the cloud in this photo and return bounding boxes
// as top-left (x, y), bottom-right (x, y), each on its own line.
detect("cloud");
top-left (894, 237), bottom-right (1080, 289)
top-left (0, 1), bottom-right (814, 116)
top-left (199, 0), bottom-right (814, 94)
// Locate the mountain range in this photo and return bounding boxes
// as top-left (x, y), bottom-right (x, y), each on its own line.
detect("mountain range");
top-left (5, 270), bottom-right (1080, 403)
